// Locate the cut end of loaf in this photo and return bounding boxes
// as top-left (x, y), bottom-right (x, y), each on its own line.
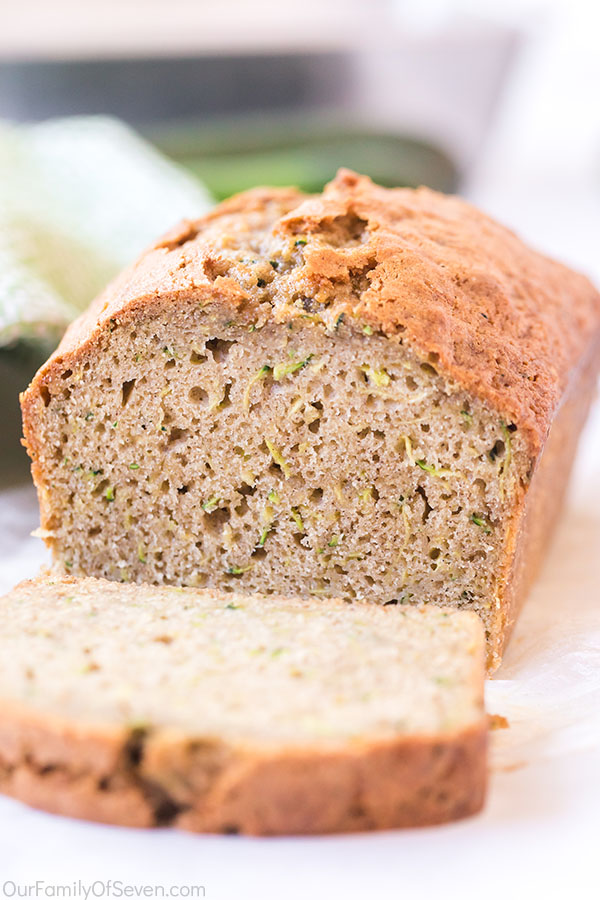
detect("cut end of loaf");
top-left (23, 309), bottom-right (529, 666)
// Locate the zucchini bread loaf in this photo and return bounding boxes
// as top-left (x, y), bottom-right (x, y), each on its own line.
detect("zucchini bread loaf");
top-left (21, 170), bottom-right (600, 668)
top-left (0, 574), bottom-right (486, 834)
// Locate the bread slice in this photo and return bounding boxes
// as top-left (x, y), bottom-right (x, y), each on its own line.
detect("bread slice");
top-left (21, 170), bottom-right (600, 668)
top-left (0, 573), bottom-right (487, 834)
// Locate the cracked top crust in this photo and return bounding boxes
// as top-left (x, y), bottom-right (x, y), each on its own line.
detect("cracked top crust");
top-left (24, 169), bottom-right (600, 459)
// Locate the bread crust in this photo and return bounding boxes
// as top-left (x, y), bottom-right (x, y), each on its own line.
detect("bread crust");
top-left (0, 699), bottom-right (487, 834)
top-left (497, 335), bottom-right (600, 648)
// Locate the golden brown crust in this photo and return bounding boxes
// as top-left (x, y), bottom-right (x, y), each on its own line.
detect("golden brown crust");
top-left (278, 170), bottom-right (600, 457)
top-left (496, 335), bottom-right (600, 655)
top-left (22, 170), bottom-right (600, 460)
top-left (0, 700), bottom-right (487, 834)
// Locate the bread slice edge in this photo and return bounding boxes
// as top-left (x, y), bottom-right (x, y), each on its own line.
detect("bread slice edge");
top-left (0, 696), bottom-right (487, 834)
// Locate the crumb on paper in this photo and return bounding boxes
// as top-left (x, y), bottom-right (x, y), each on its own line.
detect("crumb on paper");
top-left (489, 713), bottom-right (509, 730)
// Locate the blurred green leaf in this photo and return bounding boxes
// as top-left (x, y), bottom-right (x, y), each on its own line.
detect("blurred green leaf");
top-left (153, 120), bottom-right (457, 200)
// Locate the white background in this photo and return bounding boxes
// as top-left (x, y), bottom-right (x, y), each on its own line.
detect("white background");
top-left (0, 0), bottom-right (599, 897)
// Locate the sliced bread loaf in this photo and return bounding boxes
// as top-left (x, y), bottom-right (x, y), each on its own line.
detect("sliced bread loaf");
top-left (0, 574), bottom-right (487, 834)
top-left (21, 170), bottom-right (600, 668)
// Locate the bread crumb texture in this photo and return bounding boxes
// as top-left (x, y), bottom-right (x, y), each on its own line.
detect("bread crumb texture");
top-left (21, 170), bottom-right (600, 668)
top-left (0, 574), bottom-right (487, 834)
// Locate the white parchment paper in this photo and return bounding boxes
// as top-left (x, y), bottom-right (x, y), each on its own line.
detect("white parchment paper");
top-left (487, 395), bottom-right (600, 772)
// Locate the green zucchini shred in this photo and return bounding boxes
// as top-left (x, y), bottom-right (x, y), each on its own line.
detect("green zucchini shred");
top-left (201, 497), bottom-right (220, 513)
top-left (257, 526), bottom-right (271, 548)
top-left (361, 365), bottom-right (390, 388)
top-left (227, 566), bottom-right (252, 576)
top-left (272, 354), bottom-right (314, 381)
top-left (290, 507), bottom-right (304, 531)
top-left (415, 459), bottom-right (461, 479)
top-left (470, 513), bottom-right (492, 534)
top-left (243, 364), bottom-right (271, 409)
top-left (265, 440), bottom-right (291, 478)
